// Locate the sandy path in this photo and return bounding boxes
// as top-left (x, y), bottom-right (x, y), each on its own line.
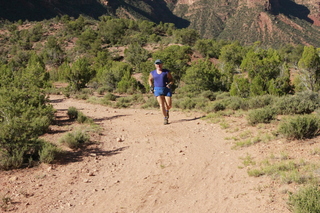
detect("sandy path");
top-left (0, 95), bottom-right (290, 213)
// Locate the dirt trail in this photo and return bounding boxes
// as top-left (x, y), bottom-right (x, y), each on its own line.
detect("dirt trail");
top-left (0, 95), bottom-right (290, 213)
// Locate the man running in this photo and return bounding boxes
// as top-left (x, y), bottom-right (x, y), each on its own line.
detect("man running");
top-left (148, 59), bottom-right (174, 125)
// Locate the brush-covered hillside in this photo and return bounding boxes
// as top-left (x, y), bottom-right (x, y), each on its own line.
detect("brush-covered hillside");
top-left (0, 0), bottom-right (320, 47)
top-left (175, 0), bottom-right (320, 47)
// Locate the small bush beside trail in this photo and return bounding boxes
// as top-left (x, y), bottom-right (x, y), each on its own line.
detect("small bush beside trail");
top-left (277, 114), bottom-right (320, 139)
top-left (225, 96), bottom-right (248, 111)
top-left (67, 106), bottom-right (78, 120)
top-left (274, 92), bottom-right (320, 115)
top-left (39, 141), bottom-right (61, 164)
top-left (206, 100), bottom-right (226, 112)
top-left (59, 129), bottom-right (90, 150)
top-left (288, 185), bottom-right (320, 213)
top-left (141, 96), bottom-right (159, 109)
top-left (247, 94), bottom-right (275, 109)
top-left (103, 93), bottom-right (117, 101)
top-left (77, 112), bottom-right (93, 124)
top-left (247, 107), bottom-right (277, 125)
top-left (173, 97), bottom-right (197, 110)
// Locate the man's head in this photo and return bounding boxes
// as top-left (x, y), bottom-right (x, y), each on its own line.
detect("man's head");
top-left (154, 59), bottom-right (163, 65)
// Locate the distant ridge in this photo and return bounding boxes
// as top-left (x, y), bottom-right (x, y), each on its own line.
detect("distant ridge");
top-left (0, 0), bottom-right (319, 47)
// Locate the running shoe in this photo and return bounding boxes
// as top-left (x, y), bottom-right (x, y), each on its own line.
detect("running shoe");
top-left (164, 117), bottom-right (169, 125)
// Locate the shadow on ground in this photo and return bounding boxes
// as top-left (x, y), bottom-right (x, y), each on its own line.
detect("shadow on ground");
top-left (93, 114), bottom-right (129, 123)
top-left (56, 146), bottom-right (129, 165)
top-left (170, 116), bottom-right (205, 124)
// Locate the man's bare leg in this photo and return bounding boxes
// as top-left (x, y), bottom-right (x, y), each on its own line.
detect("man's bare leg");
top-left (165, 96), bottom-right (172, 110)
top-left (157, 96), bottom-right (167, 117)
top-left (164, 96), bottom-right (171, 118)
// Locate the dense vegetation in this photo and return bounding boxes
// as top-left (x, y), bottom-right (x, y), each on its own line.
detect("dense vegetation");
top-left (0, 15), bottom-right (320, 211)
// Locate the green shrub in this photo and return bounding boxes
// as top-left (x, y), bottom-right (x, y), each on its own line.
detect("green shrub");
top-left (39, 141), bottom-right (61, 164)
top-left (95, 61), bottom-right (132, 92)
top-left (59, 129), bottom-right (90, 149)
top-left (230, 76), bottom-right (250, 98)
top-left (45, 86), bottom-right (63, 95)
top-left (77, 112), bottom-right (93, 124)
top-left (173, 97), bottom-right (197, 110)
top-left (96, 86), bottom-right (111, 95)
top-left (130, 94), bottom-right (146, 105)
top-left (116, 70), bottom-right (141, 94)
top-left (225, 98), bottom-right (241, 110)
top-left (29, 23), bottom-right (44, 42)
top-left (67, 107), bottom-right (78, 120)
top-left (87, 96), bottom-right (102, 105)
top-left (248, 161), bottom-right (298, 178)
top-left (233, 139), bottom-right (254, 148)
top-left (225, 96), bottom-right (248, 110)
top-left (247, 94), bottom-right (275, 109)
top-left (172, 95), bottom-right (209, 111)
top-left (200, 90), bottom-right (216, 101)
top-left (99, 93), bottom-right (116, 106)
top-left (281, 170), bottom-right (313, 185)
top-left (115, 96), bottom-right (132, 108)
top-left (0, 61), bottom-right (54, 170)
top-left (103, 93), bottom-right (117, 101)
top-left (65, 57), bottom-right (94, 91)
top-left (206, 101), bottom-right (226, 112)
top-left (288, 185), bottom-right (320, 213)
top-left (115, 94), bottom-right (145, 108)
top-left (31, 116), bottom-right (52, 135)
top-left (124, 42), bottom-right (150, 67)
top-left (182, 59), bottom-right (223, 92)
top-left (0, 103), bottom-right (54, 170)
top-left (194, 97), bottom-right (210, 110)
top-left (274, 92), bottom-right (320, 115)
top-left (141, 96), bottom-right (159, 109)
top-left (67, 107), bottom-right (92, 123)
top-left (248, 169), bottom-right (264, 177)
top-left (215, 92), bottom-right (230, 100)
top-left (63, 89), bottom-right (71, 98)
top-left (81, 88), bottom-right (94, 95)
top-left (0, 148), bottom-right (25, 170)
top-left (100, 98), bottom-right (113, 107)
top-left (247, 107), bottom-right (277, 125)
top-left (74, 93), bottom-right (89, 100)
top-left (277, 114), bottom-right (320, 139)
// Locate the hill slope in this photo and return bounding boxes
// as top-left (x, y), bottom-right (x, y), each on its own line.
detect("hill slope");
top-left (0, 0), bottom-right (320, 46)
top-left (174, 0), bottom-right (320, 47)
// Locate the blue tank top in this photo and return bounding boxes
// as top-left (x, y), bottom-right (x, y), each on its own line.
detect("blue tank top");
top-left (151, 69), bottom-right (170, 87)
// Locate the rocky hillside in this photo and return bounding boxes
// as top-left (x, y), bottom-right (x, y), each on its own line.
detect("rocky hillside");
top-left (0, 0), bottom-right (320, 47)
top-left (174, 0), bottom-right (320, 47)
